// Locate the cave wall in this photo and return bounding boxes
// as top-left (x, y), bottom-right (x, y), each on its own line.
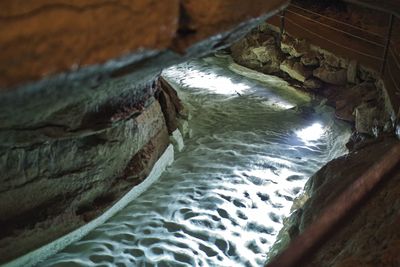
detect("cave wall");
top-left (266, 1), bottom-right (400, 117)
top-left (0, 0), bottom-right (289, 263)
top-left (0, 0), bottom-right (289, 90)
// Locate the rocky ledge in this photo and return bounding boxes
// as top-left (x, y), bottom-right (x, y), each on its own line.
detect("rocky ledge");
top-left (230, 24), bottom-right (396, 139)
top-left (0, 76), bottom-right (186, 264)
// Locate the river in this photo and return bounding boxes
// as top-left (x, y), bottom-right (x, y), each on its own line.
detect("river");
top-left (39, 56), bottom-right (350, 267)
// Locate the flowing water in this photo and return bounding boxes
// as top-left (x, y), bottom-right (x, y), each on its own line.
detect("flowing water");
top-left (40, 56), bottom-right (350, 267)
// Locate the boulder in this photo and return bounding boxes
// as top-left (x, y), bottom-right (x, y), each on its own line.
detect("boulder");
top-left (358, 65), bottom-right (378, 82)
top-left (313, 65), bottom-right (347, 85)
top-left (335, 82), bottom-right (377, 122)
top-left (231, 38), bottom-right (284, 74)
top-left (301, 51), bottom-right (320, 67)
top-left (322, 52), bottom-right (349, 69)
top-left (280, 59), bottom-right (312, 82)
top-left (304, 78), bottom-right (323, 89)
top-left (355, 102), bottom-right (378, 135)
top-left (280, 34), bottom-right (309, 58)
top-left (347, 59), bottom-right (358, 84)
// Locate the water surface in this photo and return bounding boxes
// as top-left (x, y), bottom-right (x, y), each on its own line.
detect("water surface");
top-left (40, 56), bottom-right (350, 267)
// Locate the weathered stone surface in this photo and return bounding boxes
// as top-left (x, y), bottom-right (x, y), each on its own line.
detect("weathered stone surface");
top-left (157, 85), bottom-right (179, 134)
top-left (358, 64), bottom-right (378, 82)
top-left (301, 138), bottom-right (400, 267)
top-left (301, 51), bottom-right (320, 67)
top-left (313, 65), bottom-right (348, 85)
top-left (334, 82), bottom-right (377, 122)
top-left (321, 52), bottom-right (349, 69)
top-left (280, 58), bottom-right (312, 82)
top-left (0, 99), bottom-right (169, 263)
top-left (0, 0), bottom-right (289, 90)
top-left (231, 31), bottom-right (284, 74)
top-left (347, 59), bottom-right (358, 84)
top-left (0, 0), bottom-right (179, 90)
top-left (122, 124), bottom-right (170, 184)
top-left (304, 78), bottom-right (323, 89)
top-left (268, 137), bottom-right (400, 266)
top-left (280, 34), bottom-right (309, 57)
top-left (157, 77), bottom-right (184, 134)
top-left (0, 99), bottom-right (164, 222)
top-left (173, 0), bottom-right (289, 52)
top-left (354, 102), bottom-right (379, 135)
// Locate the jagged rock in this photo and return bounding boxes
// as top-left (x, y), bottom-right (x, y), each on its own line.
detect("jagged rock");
top-left (304, 78), bottom-right (323, 89)
top-left (300, 51), bottom-right (320, 67)
top-left (0, 99), bottom-right (170, 262)
top-left (157, 77), bottom-right (184, 134)
top-left (335, 82), bottom-right (377, 122)
top-left (347, 59), bottom-right (358, 84)
top-left (257, 32), bottom-right (276, 46)
top-left (280, 59), bottom-right (312, 82)
top-left (280, 34), bottom-right (309, 57)
top-left (231, 38), bottom-right (284, 74)
top-left (358, 65), bottom-right (378, 82)
top-left (321, 52), bottom-right (349, 69)
top-left (355, 102), bottom-right (379, 135)
top-left (313, 65), bottom-right (347, 85)
top-left (0, 99), bottom-right (167, 217)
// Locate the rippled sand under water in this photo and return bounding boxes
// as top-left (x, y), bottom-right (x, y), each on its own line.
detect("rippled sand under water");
top-left (40, 57), bottom-right (351, 267)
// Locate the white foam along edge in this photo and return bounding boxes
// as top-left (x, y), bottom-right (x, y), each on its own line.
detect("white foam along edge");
top-left (4, 144), bottom-right (175, 267)
top-left (170, 129), bottom-right (184, 152)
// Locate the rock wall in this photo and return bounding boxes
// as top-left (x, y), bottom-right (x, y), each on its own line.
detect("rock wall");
top-left (0, 76), bottom-right (180, 263)
top-left (268, 136), bottom-right (400, 267)
top-left (0, 0), bottom-right (289, 90)
top-left (230, 25), bottom-right (394, 137)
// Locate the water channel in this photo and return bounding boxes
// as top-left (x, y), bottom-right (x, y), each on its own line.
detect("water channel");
top-left (40, 56), bottom-right (351, 267)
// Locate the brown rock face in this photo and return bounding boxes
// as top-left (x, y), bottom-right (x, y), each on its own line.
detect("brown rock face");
top-left (0, 0), bottom-right (180, 90)
top-left (0, 99), bottom-right (169, 263)
top-left (334, 82), bottom-right (378, 122)
top-left (174, 0), bottom-right (289, 52)
top-left (268, 137), bottom-right (400, 267)
top-left (313, 65), bottom-right (348, 85)
top-left (0, 0), bottom-right (289, 90)
top-left (301, 138), bottom-right (400, 267)
top-left (157, 77), bottom-right (184, 134)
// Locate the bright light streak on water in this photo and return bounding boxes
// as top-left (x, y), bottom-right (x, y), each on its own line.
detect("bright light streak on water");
top-left (173, 67), bottom-right (251, 95)
top-left (296, 123), bottom-right (325, 143)
top-left (39, 56), bottom-right (351, 267)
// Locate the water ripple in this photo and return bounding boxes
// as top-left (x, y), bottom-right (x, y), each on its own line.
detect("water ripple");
top-left (39, 57), bottom-right (350, 267)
